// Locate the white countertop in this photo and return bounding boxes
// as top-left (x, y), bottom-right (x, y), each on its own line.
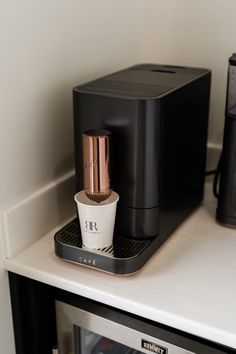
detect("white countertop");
top-left (4, 184), bottom-right (236, 349)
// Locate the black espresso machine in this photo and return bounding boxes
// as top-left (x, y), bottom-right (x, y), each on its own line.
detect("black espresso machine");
top-left (55, 64), bottom-right (211, 274)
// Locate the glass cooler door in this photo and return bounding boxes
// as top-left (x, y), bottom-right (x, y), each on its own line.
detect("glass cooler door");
top-left (55, 301), bottom-right (194, 354)
top-left (74, 327), bottom-right (142, 354)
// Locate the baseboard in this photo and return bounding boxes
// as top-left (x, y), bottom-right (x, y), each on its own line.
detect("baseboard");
top-left (1, 171), bottom-right (76, 259)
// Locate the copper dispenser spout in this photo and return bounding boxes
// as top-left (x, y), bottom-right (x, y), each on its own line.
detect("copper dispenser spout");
top-left (82, 129), bottom-right (111, 203)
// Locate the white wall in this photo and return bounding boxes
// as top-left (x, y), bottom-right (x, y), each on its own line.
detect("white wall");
top-left (0, 1), bottom-right (141, 352)
top-left (0, 0), bottom-right (141, 208)
top-left (140, 0), bottom-right (236, 145)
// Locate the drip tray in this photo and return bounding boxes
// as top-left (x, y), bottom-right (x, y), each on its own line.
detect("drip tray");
top-left (54, 219), bottom-right (160, 275)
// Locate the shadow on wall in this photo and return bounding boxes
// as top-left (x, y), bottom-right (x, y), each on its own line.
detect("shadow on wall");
top-left (49, 84), bottom-right (77, 223)
top-left (42, 83), bottom-right (75, 180)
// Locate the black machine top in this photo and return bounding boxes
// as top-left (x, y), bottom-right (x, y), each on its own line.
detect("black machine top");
top-left (226, 54), bottom-right (236, 118)
top-left (74, 64), bottom-right (210, 99)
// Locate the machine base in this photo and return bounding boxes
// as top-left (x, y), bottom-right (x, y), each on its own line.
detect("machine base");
top-left (216, 211), bottom-right (236, 229)
top-left (54, 219), bottom-right (160, 275)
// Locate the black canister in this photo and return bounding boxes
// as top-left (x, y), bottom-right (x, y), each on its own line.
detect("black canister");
top-left (216, 53), bottom-right (236, 227)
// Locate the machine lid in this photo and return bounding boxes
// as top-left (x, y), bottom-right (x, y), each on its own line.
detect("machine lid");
top-left (74, 64), bottom-right (210, 99)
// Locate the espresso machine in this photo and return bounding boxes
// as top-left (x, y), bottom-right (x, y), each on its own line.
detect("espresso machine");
top-left (54, 64), bottom-right (211, 274)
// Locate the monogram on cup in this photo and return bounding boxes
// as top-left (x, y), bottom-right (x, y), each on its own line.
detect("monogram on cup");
top-left (85, 220), bottom-right (99, 232)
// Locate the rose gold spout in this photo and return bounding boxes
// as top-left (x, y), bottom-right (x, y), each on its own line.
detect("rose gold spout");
top-left (82, 129), bottom-right (111, 203)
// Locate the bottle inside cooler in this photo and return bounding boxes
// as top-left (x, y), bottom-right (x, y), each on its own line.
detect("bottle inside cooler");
top-left (91, 336), bottom-right (143, 354)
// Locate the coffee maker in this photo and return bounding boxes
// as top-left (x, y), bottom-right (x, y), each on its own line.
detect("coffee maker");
top-left (55, 64), bottom-right (211, 274)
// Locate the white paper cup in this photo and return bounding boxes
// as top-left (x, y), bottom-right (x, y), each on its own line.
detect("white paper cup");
top-left (74, 191), bottom-right (119, 249)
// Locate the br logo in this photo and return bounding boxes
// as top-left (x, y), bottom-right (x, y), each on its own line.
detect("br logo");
top-left (85, 221), bottom-right (98, 232)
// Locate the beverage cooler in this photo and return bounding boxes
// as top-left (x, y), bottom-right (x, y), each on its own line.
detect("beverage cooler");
top-left (54, 297), bottom-right (232, 354)
top-left (9, 274), bottom-right (235, 354)
top-left (56, 300), bottom-right (179, 354)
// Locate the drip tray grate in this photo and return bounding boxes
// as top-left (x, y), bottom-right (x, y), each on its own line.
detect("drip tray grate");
top-left (54, 219), bottom-right (159, 275)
